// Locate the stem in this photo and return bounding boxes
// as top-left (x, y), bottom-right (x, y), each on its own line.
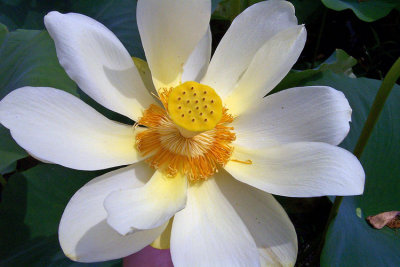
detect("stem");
top-left (0, 174), bottom-right (6, 187)
top-left (318, 57), bottom-right (400, 255)
top-left (312, 8), bottom-right (327, 69)
top-left (353, 57), bottom-right (400, 158)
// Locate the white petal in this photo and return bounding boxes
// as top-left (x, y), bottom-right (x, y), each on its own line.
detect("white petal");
top-left (0, 87), bottom-right (142, 170)
top-left (104, 171), bottom-right (187, 235)
top-left (182, 27), bottom-right (212, 83)
top-left (171, 178), bottom-right (259, 267)
top-left (215, 170), bottom-right (297, 266)
top-left (225, 26), bottom-right (306, 115)
top-left (201, 0), bottom-right (297, 98)
top-left (233, 86), bottom-right (352, 148)
top-left (44, 11), bottom-right (155, 121)
top-left (225, 142), bottom-right (365, 197)
top-left (137, 0), bottom-right (211, 90)
top-left (59, 163), bottom-right (167, 262)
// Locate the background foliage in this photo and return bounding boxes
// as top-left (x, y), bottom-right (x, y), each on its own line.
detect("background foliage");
top-left (0, 0), bottom-right (399, 266)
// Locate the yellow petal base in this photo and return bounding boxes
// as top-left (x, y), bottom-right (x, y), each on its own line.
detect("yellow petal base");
top-left (150, 218), bottom-right (173, 249)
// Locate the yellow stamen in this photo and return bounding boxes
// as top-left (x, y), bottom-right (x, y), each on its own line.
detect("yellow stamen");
top-left (136, 102), bottom-right (235, 181)
top-left (230, 159), bottom-right (253, 164)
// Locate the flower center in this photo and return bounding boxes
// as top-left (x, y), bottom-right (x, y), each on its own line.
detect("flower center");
top-left (136, 81), bottom-right (235, 181)
top-left (167, 82), bottom-right (223, 137)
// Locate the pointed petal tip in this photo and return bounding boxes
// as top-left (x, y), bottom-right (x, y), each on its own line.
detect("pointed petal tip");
top-left (44, 10), bottom-right (62, 27)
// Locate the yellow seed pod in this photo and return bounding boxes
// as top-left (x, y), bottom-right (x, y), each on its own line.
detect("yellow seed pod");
top-left (168, 81), bottom-right (223, 133)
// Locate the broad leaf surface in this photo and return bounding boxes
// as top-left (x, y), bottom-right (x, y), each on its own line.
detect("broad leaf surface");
top-left (0, 164), bottom-right (120, 266)
top-left (0, 125), bottom-right (26, 174)
top-left (321, 0), bottom-right (400, 22)
top-left (273, 49), bottom-right (356, 93)
top-left (0, 29), bottom-right (77, 98)
top-left (0, 26), bottom-right (77, 172)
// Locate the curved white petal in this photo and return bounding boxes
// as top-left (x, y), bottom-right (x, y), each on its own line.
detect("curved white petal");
top-left (0, 87), bottom-right (142, 170)
top-left (215, 170), bottom-right (297, 267)
top-left (170, 178), bottom-right (259, 267)
top-left (225, 26), bottom-right (307, 115)
top-left (201, 0), bottom-right (297, 99)
top-left (59, 163), bottom-right (167, 263)
top-left (225, 142), bottom-right (365, 197)
top-left (105, 171), bottom-right (187, 235)
top-left (137, 0), bottom-right (211, 90)
top-left (182, 27), bottom-right (212, 83)
top-left (44, 11), bottom-right (155, 121)
top-left (233, 86), bottom-right (352, 149)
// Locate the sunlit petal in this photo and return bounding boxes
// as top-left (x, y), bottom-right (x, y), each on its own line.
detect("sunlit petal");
top-left (0, 87), bottom-right (142, 170)
top-left (215, 170), bottom-right (297, 266)
top-left (105, 171), bottom-right (187, 235)
top-left (170, 178), bottom-right (259, 267)
top-left (201, 0), bottom-right (297, 98)
top-left (137, 0), bottom-right (211, 90)
top-left (225, 25), bottom-right (306, 115)
top-left (233, 86), bottom-right (352, 148)
top-left (45, 11), bottom-right (155, 121)
top-left (225, 142), bottom-right (365, 197)
top-left (59, 163), bottom-right (167, 262)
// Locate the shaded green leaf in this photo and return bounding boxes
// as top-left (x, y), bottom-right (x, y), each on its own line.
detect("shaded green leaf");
top-left (0, 28), bottom-right (78, 172)
top-left (0, 23), bottom-right (8, 43)
top-left (319, 49), bottom-right (357, 77)
top-left (212, 0), bottom-right (223, 12)
top-left (0, 29), bottom-right (77, 98)
top-left (0, 125), bottom-right (27, 173)
top-left (321, 0), bottom-right (400, 22)
top-left (0, 164), bottom-right (120, 266)
top-left (0, 0), bottom-right (143, 58)
top-left (289, 0), bottom-right (322, 24)
top-left (213, 0), bottom-right (242, 21)
top-left (273, 49), bottom-right (356, 93)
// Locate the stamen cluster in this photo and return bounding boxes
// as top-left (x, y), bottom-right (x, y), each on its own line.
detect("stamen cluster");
top-left (136, 86), bottom-right (235, 181)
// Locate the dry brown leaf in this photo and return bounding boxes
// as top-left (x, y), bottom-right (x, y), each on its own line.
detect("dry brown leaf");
top-left (366, 211), bottom-right (400, 229)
